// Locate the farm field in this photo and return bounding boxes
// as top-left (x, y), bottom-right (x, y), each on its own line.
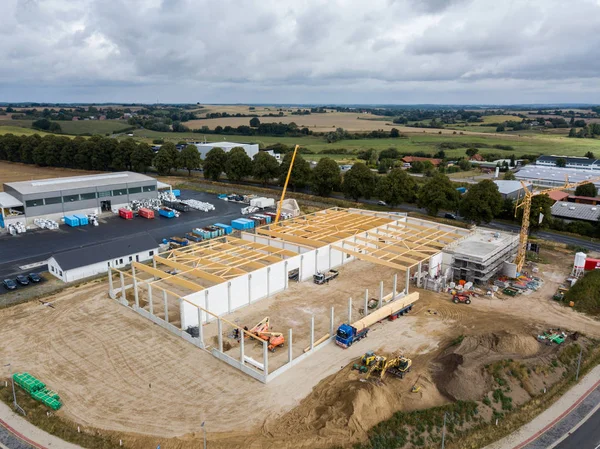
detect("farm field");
top-left (0, 161), bottom-right (102, 191)
top-left (132, 128), bottom-right (600, 160)
top-left (0, 119), bottom-right (129, 135)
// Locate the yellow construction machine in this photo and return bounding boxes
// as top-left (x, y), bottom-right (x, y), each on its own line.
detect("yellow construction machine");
top-left (383, 356), bottom-right (412, 379)
top-left (365, 355), bottom-right (387, 379)
top-left (274, 144), bottom-right (299, 224)
top-left (361, 350), bottom-right (378, 367)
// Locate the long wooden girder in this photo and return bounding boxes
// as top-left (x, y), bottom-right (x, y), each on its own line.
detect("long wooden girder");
top-left (169, 251), bottom-right (247, 278)
top-left (333, 246), bottom-right (410, 271)
top-left (257, 228), bottom-right (325, 248)
top-left (133, 262), bottom-right (205, 292)
top-left (154, 256), bottom-right (226, 285)
top-left (351, 235), bottom-right (431, 261)
top-left (365, 228), bottom-right (454, 257)
top-left (224, 239), bottom-right (297, 258)
top-left (342, 241), bottom-right (418, 266)
top-left (193, 246), bottom-right (272, 269)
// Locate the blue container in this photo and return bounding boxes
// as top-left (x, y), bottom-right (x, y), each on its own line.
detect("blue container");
top-left (218, 194), bottom-right (228, 199)
top-left (456, 187), bottom-right (467, 194)
top-left (238, 218), bottom-right (255, 229)
top-left (159, 208), bottom-right (176, 218)
top-left (64, 215), bottom-right (80, 227)
top-left (172, 189), bottom-right (181, 198)
top-left (74, 214), bottom-right (88, 225)
top-left (231, 219), bottom-right (250, 230)
top-left (214, 223), bottom-right (233, 235)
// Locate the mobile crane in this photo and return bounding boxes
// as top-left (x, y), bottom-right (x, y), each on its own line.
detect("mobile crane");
top-left (246, 316), bottom-right (285, 352)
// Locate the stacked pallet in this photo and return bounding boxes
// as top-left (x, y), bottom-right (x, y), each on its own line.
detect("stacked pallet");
top-left (13, 372), bottom-right (62, 410)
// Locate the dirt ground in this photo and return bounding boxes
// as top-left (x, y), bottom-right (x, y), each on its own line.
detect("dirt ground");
top-left (0, 161), bottom-right (102, 191)
top-left (0, 248), bottom-right (599, 449)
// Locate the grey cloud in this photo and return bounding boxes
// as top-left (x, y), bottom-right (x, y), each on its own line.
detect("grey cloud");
top-left (0, 0), bottom-right (599, 103)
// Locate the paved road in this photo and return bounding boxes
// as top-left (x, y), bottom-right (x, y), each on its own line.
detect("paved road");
top-left (554, 405), bottom-right (600, 449)
top-left (0, 422), bottom-right (36, 449)
top-left (0, 190), bottom-right (243, 287)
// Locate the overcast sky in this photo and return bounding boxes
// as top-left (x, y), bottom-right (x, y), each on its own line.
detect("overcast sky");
top-left (2, 0), bottom-right (600, 105)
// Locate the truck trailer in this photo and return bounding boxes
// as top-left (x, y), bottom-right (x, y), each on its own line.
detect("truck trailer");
top-left (313, 269), bottom-right (339, 285)
top-left (335, 292), bottom-right (419, 348)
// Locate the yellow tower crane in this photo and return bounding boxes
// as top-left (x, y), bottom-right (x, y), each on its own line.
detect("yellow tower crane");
top-left (274, 144), bottom-right (300, 224)
top-left (514, 176), bottom-right (600, 272)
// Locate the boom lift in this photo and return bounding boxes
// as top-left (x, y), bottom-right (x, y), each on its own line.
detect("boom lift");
top-left (275, 144), bottom-right (300, 224)
top-left (246, 316), bottom-right (286, 352)
top-left (514, 176), bottom-right (600, 272)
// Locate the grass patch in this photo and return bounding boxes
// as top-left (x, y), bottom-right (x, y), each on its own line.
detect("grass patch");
top-left (564, 270), bottom-right (600, 316)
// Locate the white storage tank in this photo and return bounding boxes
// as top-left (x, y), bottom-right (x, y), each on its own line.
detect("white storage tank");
top-left (574, 252), bottom-right (587, 269)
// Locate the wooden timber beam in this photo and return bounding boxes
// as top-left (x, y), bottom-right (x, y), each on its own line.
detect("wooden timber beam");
top-left (257, 228), bottom-right (325, 248)
top-left (225, 239), bottom-right (297, 258)
top-left (133, 262), bottom-right (205, 292)
top-left (332, 245), bottom-right (409, 271)
top-left (154, 256), bottom-right (226, 285)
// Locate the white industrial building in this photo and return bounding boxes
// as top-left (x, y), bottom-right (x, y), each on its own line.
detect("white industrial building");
top-left (536, 155), bottom-right (600, 171)
top-left (493, 180), bottom-right (533, 200)
top-left (515, 166), bottom-right (600, 189)
top-left (48, 234), bottom-right (159, 283)
top-left (194, 141), bottom-right (260, 159)
top-left (551, 202), bottom-right (600, 223)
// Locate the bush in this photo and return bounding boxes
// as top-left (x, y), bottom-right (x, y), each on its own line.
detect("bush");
top-left (564, 270), bottom-right (600, 315)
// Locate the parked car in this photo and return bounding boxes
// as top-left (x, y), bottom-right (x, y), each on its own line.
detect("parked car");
top-left (16, 274), bottom-right (29, 285)
top-left (3, 279), bottom-right (17, 290)
top-left (29, 273), bottom-right (41, 283)
top-left (444, 213), bottom-right (457, 220)
top-left (377, 201), bottom-right (387, 206)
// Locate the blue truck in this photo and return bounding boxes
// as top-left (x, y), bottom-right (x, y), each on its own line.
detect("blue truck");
top-left (335, 294), bottom-right (417, 348)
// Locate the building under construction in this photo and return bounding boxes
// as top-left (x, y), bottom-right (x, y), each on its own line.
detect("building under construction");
top-left (442, 229), bottom-right (519, 283)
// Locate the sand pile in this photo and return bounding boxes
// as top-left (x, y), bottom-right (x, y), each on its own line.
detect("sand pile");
top-left (434, 332), bottom-right (541, 401)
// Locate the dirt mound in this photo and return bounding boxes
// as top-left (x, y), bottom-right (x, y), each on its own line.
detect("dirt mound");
top-left (434, 332), bottom-right (541, 401)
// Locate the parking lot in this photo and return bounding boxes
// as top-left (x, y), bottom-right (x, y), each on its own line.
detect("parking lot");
top-left (0, 190), bottom-right (249, 293)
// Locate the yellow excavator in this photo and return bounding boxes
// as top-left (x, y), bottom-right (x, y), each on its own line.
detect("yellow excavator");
top-left (383, 356), bottom-right (412, 379)
top-left (365, 355), bottom-right (387, 379)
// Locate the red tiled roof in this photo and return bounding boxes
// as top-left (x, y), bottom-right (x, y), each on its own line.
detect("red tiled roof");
top-left (547, 191), bottom-right (569, 201)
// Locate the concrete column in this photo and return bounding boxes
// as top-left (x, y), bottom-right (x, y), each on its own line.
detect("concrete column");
top-left (133, 277), bottom-right (139, 309)
top-left (239, 327), bottom-right (245, 365)
top-left (328, 245), bottom-right (332, 269)
top-left (347, 298), bottom-right (352, 323)
top-left (179, 298), bottom-right (185, 330)
top-left (417, 262), bottom-right (422, 288)
top-left (288, 328), bottom-right (293, 363)
top-left (341, 242), bottom-right (345, 266)
top-left (217, 317), bottom-right (223, 352)
top-left (284, 261), bottom-right (289, 289)
top-left (263, 340), bottom-right (269, 376)
top-left (152, 258), bottom-right (156, 270)
top-left (248, 274), bottom-right (252, 304)
top-left (314, 249), bottom-right (319, 274)
top-left (204, 290), bottom-right (209, 323)
top-left (330, 307), bottom-right (335, 336)
top-left (147, 284), bottom-right (153, 315)
top-left (227, 282), bottom-right (232, 313)
top-left (379, 281), bottom-right (384, 308)
top-left (197, 307), bottom-right (204, 345)
top-left (163, 290), bottom-right (169, 323)
top-left (267, 267), bottom-right (271, 297)
top-left (299, 255), bottom-right (304, 281)
top-left (107, 266), bottom-right (114, 297)
top-left (364, 289), bottom-right (369, 316)
top-left (310, 315), bottom-right (315, 351)
top-left (405, 267), bottom-right (410, 294)
top-left (120, 272), bottom-right (126, 302)
top-left (393, 274), bottom-right (397, 300)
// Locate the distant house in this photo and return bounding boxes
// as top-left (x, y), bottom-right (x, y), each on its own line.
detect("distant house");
top-left (72, 116), bottom-right (79, 121)
top-left (401, 156), bottom-right (442, 167)
top-left (493, 180), bottom-right (533, 200)
top-left (99, 115), bottom-right (107, 120)
top-left (469, 154), bottom-right (484, 162)
top-left (536, 155), bottom-right (600, 171)
top-left (567, 195), bottom-right (600, 205)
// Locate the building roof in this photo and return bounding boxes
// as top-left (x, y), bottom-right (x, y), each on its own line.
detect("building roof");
top-left (51, 233), bottom-right (159, 271)
top-left (536, 155), bottom-right (600, 167)
top-left (551, 202), bottom-right (600, 222)
top-left (0, 192), bottom-right (23, 208)
top-left (515, 166), bottom-right (600, 187)
top-left (548, 191), bottom-right (569, 202)
top-left (4, 172), bottom-right (156, 195)
top-left (493, 180), bottom-right (532, 195)
top-left (567, 195), bottom-right (600, 202)
top-left (469, 154), bottom-right (484, 161)
top-left (401, 156), bottom-right (442, 166)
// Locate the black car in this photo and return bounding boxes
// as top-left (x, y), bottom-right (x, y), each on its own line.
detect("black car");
top-left (29, 273), bottom-right (41, 283)
top-left (444, 213), bottom-right (457, 220)
top-left (3, 279), bottom-right (17, 290)
top-left (16, 275), bottom-right (29, 286)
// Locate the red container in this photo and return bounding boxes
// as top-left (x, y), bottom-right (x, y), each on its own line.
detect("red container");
top-left (119, 208), bottom-right (134, 220)
top-left (138, 208), bottom-right (155, 219)
top-left (584, 258), bottom-right (600, 270)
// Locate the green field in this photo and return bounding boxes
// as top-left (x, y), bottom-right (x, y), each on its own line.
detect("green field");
top-left (0, 126), bottom-right (52, 137)
top-left (130, 128), bottom-right (600, 160)
top-left (0, 119), bottom-right (129, 135)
